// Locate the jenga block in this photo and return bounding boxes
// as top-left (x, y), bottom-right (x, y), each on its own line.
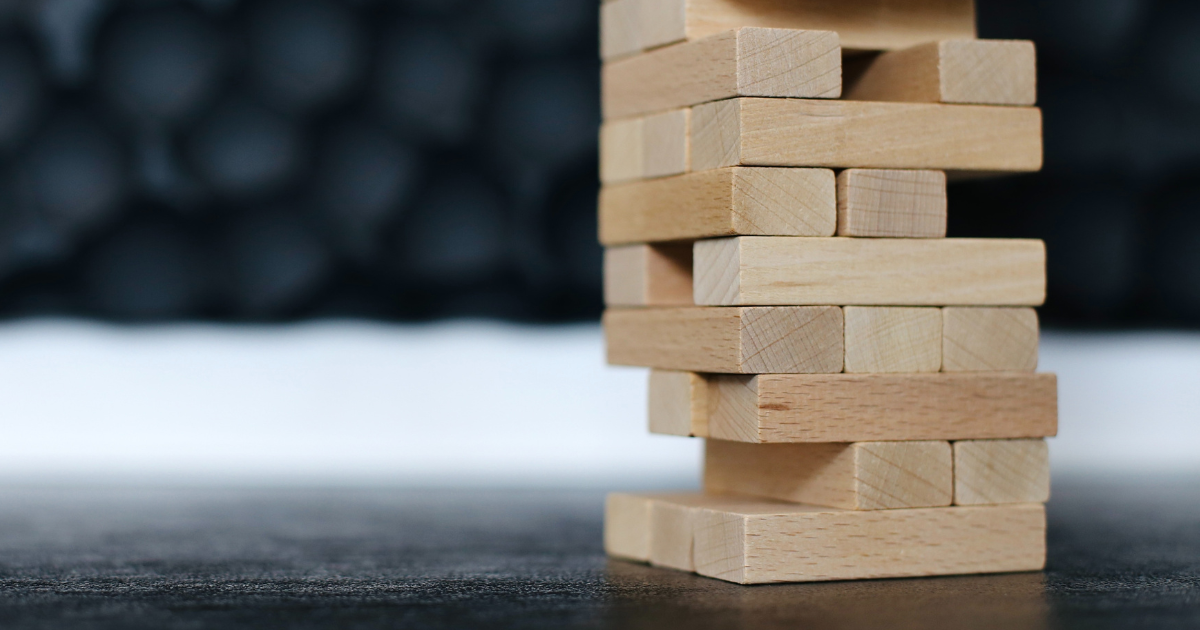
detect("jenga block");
top-left (943, 307), bottom-right (1040, 372)
top-left (954, 440), bottom-right (1051, 506)
top-left (599, 109), bottom-right (689, 184)
top-left (705, 440), bottom-right (953, 509)
top-left (599, 167), bottom-right (836, 245)
top-left (603, 28), bottom-right (841, 120)
top-left (845, 40), bottom-right (1037, 106)
top-left (604, 306), bottom-right (844, 373)
top-left (604, 493), bottom-right (653, 561)
top-left (599, 0), bottom-right (977, 61)
top-left (836, 169), bottom-right (947, 238)
top-left (647, 370), bottom-right (708, 437)
top-left (843, 306), bottom-right (942, 373)
top-left (604, 243), bottom-right (693, 307)
top-left (691, 98), bottom-right (1043, 173)
top-left (693, 237), bottom-right (1046, 306)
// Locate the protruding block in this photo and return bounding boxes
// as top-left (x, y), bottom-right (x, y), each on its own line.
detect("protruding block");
top-left (693, 237), bottom-right (1047, 307)
top-left (604, 306), bottom-right (844, 374)
top-left (604, 244), bottom-right (693, 307)
top-left (599, 167), bottom-right (836, 245)
top-left (705, 440), bottom-right (953, 509)
top-left (603, 27), bottom-right (841, 120)
top-left (836, 169), bottom-right (947, 238)
top-left (599, 109), bottom-right (689, 184)
top-left (845, 40), bottom-right (1037, 106)
top-left (843, 307), bottom-right (942, 373)
top-left (604, 493), bottom-right (653, 561)
top-left (943, 307), bottom-right (1040, 372)
top-left (954, 440), bottom-right (1051, 506)
top-left (647, 370), bottom-right (707, 437)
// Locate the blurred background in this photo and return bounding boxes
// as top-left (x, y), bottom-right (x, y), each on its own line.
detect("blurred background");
top-left (0, 0), bottom-right (1196, 485)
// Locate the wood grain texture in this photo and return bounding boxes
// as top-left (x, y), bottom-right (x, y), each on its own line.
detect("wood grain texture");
top-left (954, 439), bottom-right (1051, 506)
top-left (843, 307), bottom-right (942, 373)
top-left (604, 243), bottom-right (694, 307)
top-left (604, 493), bottom-right (653, 561)
top-left (599, 109), bottom-right (689, 184)
top-left (690, 98), bottom-right (1043, 173)
top-left (599, 167), bottom-right (836, 245)
top-left (705, 440), bottom-right (953, 510)
top-left (603, 27), bottom-right (841, 120)
top-left (604, 306), bottom-right (844, 373)
top-left (836, 169), bottom-right (947, 237)
top-left (648, 370), bottom-right (708, 437)
top-left (693, 237), bottom-right (1047, 306)
top-left (844, 40), bottom-right (1037, 106)
top-left (943, 307), bottom-right (1040, 372)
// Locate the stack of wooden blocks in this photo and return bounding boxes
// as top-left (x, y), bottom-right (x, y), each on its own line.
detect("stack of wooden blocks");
top-left (598, 0), bottom-right (1057, 585)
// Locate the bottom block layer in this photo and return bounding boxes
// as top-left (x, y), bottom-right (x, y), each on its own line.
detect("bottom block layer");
top-left (604, 492), bottom-right (1046, 584)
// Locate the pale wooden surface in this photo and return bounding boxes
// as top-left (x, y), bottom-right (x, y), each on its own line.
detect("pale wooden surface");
top-left (844, 40), bottom-right (1037, 106)
top-left (604, 306), bottom-right (844, 373)
top-left (599, 167), bottom-right (836, 245)
top-left (954, 439), bottom-right (1051, 506)
top-left (690, 98), bottom-right (1043, 173)
top-left (836, 169), bottom-right (947, 237)
top-left (693, 237), bottom-right (1047, 306)
top-left (599, 109), bottom-right (690, 185)
top-left (647, 370), bottom-right (708, 437)
top-left (705, 440), bottom-right (953, 510)
top-left (604, 493), bottom-right (653, 561)
top-left (600, 0), bottom-right (642, 61)
top-left (943, 307), bottom-right (1040, 372)
top-left (604, 243), bottom-right (694, 307)
top-left (602, 27), bottom-right (841, 120)
top-left (843, 306), bottom-right (942, 373)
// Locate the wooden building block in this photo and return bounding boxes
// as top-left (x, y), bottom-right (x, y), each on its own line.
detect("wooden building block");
top-left (705, 440), bottom-right (953, 509)
top-left (647, 370), bottom-right (708, 437)
top-left (836, 169), bottom-right (947, 238)
top-left (604, 244), bottom-right (693, 307)
top-left (599, 0), bottom-right (977, 61)
top-left (693, 237), bottom-right (1046, 306)
top-left (604, 306), bottom-right (844, 373)
top-left (845, 40), bottom-right (1037, 106)
top-left (843, 307), bottom-right (942, 373)
top-left (604, 493), bottom-right (653, 561)
top-left (954, 439), bottom-right (1051, 506)
top-left (943, 307), bottom-right (1040, 372)
top-left (690, 98), bottom-right (1043, 173)
top-left (603, 27), bottom-right (841, 120)
top-left (599, 109), bottom-right (689, 185)
top-left (599, 167), bottom-right (836, 245)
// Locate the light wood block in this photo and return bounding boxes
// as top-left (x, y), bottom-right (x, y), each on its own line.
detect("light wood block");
top-left (943, 307), bottom-right (1040, 372)
top-left (845, 40), bottom-right (1037, 106)
top-left (599, 167), bottom-right (836, 245)
top-left (843, 306), bottom-right (942, 373)
top-left (604, 493), bottom-right (653, 561)
top-left (954, 439), bottom-right (1051, 506)
top-left (836, 169), bottom-right (947, 238)
top-left (693, 237), bottom-right (1047, 306)
top-left (705, 440), bottom-right (953, 510)
top-left (604, 306), bottom-right (844, 373)
top-left (599, 0), bottom-right (977, 61)
top-left (606, 492), bottom-right (1046, 584)
top-left (647, 370), bottom-right (708, 437)
top-left (603, 27), bottom-right (841, 120)
top-left (604, 243), bottom-right (693, 307)
top-left (691, 98), bottom-right (1043, 173)
top-left (599, 109), bottom-right (689, 185)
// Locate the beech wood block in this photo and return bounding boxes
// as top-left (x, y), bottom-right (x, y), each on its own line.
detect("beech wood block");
top-left (599, 109), bottom-right (689, 184)
top-left (603, 27), bottom-right (841, 120)
top-left (705, 440), bottom-right (953, 510)
top-left (599, 0), bottom-right (977, 61)
top-left (954, 439), bottom-right (1051, 506)
top-left (604, 492), bottom-right (1047, 584)
top-left (836, 169), bottom-right (947, 237)
top-left (845, 40), bottom-right (1037, 106)
top-left (690, 98), bottom-right (1043, 173)
top-left (843, 306), bottom-right (942, 373)
top-left (693, 237), bottom-right (1047, 306)
top-left (647, 371), bottom-right (1059, 443)
top-left (599, 167), bottom-right (836, 245)
top-left (604, 244), bottom-right (694, 307)
top-left (604, 493), bottom-right (653, 561)
top-left (604, 306), bottom-right (844, 373)
top-left (943, 307), bottom-right (1040, 372)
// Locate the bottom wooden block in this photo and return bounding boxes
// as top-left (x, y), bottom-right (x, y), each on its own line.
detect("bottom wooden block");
top-left (604, 492), bottom-right (1046, 584)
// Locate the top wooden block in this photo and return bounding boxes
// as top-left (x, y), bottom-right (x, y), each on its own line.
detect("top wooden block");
top-left (845, 40), bottom-right (1037, 106)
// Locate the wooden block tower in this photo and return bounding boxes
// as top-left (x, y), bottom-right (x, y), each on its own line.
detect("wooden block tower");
top-left (598, 0), bottom-right (1056, 584)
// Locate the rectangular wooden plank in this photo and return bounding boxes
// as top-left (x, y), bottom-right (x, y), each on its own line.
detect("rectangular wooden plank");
top-left (943, 307), bottom-right (1040, 372)
top-left (604, 306), bottom-right (844, 373)
top-left (836, 169), bottom-right (947, 237)
top-left (954, 439), bottom-right (1051, 506)
top-left (844, 40), bottom-right (1038, 106)
top-left (693, 237), bottom-right (1047, 306)
top-left (604, 492), bottom-right (653, 561)
top-left (691, 98), bottom-right (1043, 173)
top-left (647, 370), bottom-right (708, 437)
top-left (604, 243), bottom-right (694, 307)
top-left (843, 306), bottom-right (942, 373)
top-left (705, 440), bottom-right (953, 509)
top-left (603, 27), bottom-right (841, 120)
top-left (599, 167), bottom-right (836, 245)
top-left (599, 108), bottom-right (689, 185)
